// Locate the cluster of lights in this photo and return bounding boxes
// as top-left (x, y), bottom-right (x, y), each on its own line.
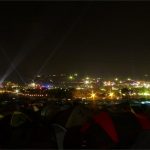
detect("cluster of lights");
top-left (28, 82), bottom-right (37, 88)
top-left (138, 92), bottom-right (150, 96)
top-left (0, 90), bottom-right (5, 93)
top-left (2, 75), bottom-right (150, 101)
top-left (108, 92), bottom-right (114, 99)
top-left (76, 87), bottom-right (84, 90)
top-left (103, 81), bottom-right (115, 86)
top-left (24, 94), bottom-right (48, 97)
top-left (90, 91), bottom-right (96, 100)
top-left (68, 74), bottom-right (78, 80)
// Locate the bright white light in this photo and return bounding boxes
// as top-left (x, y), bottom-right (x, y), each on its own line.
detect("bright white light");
top-left (69, 76), bottom-right (74, 80)
top-left (115, 78), bottom-right (118, 81)
top-left (109, 92), bottom-right (114, 98)
top-left (85, 80), bottom-right (90, 84)
top-left (31, 83), bottom-right (36, 87)
top-left (91, 91), bottom-right (96, 100)
top-left (74, 73), bottom-right (78, 76)
top-left (86, 77), bottom-right (89, 80)
top-left (15, 89), bottom-right (19, 93)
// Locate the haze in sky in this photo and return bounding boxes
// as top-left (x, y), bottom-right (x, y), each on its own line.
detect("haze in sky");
top-left (0, 2), bottom-right (150, 82)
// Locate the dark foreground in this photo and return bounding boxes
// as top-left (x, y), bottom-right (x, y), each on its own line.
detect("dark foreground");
top-left (0, 98), bottom-right (150, 149)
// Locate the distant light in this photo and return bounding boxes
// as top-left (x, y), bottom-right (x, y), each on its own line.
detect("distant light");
top-left (143, 92), bottom-right (150, 96)
top-left (85, 80), bottom-right (90, 84)
top-left (91, 91), bottom-right (96, 100)
top-left (115, 78), bottom-right (118, 81)
top-left (30, 82), bottom-right (36, 88)
top-left (100, 88), bottom-right (106, 91)
top-left (109, 92), bottom-right (114, 98)
top-left (69, 76), bottom-right (74, 80)
top-left (140, 101), bottom-right (150, 104)
top-left (76, 87), bottom-right (83, 90)
top-left (74, 73), bottom-right (78, 76)
top-left (138, 92), bottom-right (150, 96)
top-left (37, 75), bottom-right (41, 78)
top-left (127, 78), bottom-right (131, 81)
top-left (86, 77), bottom-right (89, 80)
top-left (15, 89), bottom-right (19, 94)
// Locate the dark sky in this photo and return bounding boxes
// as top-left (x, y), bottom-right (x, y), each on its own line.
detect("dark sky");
top-left (0, 2), bottom-right (150, 82)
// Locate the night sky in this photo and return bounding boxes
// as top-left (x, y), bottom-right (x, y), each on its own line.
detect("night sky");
top-left (0, 2), bottom-right (150, 82)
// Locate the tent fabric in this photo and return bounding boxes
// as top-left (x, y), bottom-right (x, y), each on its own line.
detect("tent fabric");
top-left (10, 111), bottom-right (31, 127)
top-left (81, 123), bottom-right (116, 149)
top-left (52, 124), bottom-right (67, 150)
top-left (0, 115), bottom-right (12, 148)
top-left (80, 111), bottom-right (119, 143)
top-left (80, 111), bottom-right (145, 149)
top-left (110, 112), bottom-right (141, 148)
top-left (134, 113), bottom-right (150, 130)
top-left (93, 111), bottom-right (119, 143)
top-left (65, 105), bottom-right (92, 128)
top-left (80, 122), bottom-right (91, 133)
top-left (63, 126), bottom-right (83, 149)
top-left (132, 130), bottom-right (150, 149)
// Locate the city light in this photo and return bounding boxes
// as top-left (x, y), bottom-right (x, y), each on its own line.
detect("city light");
top-left (115, 78), bottom-right (118, 81)
top-left (85, 80), bottom-right (90, 84)
top-left (15, 89), bottom-right (19, 94)
top-left (31, 82), bottom-right (36, 87)
top-left (0, 74), bottom-right (150, 101)
top-left (69, 75), bottom-right (74, 80)
top-left (86, 77), bottom-right (90, 80)
top-left (108, 92), bottom-right (114, 99)
top-left (90, 91), bottom-right (96, 100)
top-left (139, 92), bottom-right (150, 96)
top-left (74, 73), bottom-right (78, 76)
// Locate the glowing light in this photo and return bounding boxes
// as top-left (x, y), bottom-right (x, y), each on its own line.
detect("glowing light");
top-left (108, 92), bottom-right (114, 99)
top-left (90, 91), bottom-right (96, 100)
top-left (139, 92), bottom-right (150, 96)
top-left (104, 81), bottom-right (115, 86)
top-left (37, 75), bottom-right (41, 78)
top-left (127, 78), bottom-right (131, 81)
top-left (115, 78), bottom-right (118, 81)
top-left (69, 76), bottom-right (74, 80)
top-left (31, 82), bottom-right (36, 87)
top-left (76, 87), bottom-right (83, 90)
top-left (100, 88), bottom-right (106, 91)
top-left (15, 89), bottom-right (19, 94)
top-left (143, 83), bottom-right (150, 88)
top-left (85, 80), bottom-right (90, 84)
top-left (141, 101), bottom-right (150, 104)
top-left (86, 77), bottom-right (89, 80)
top-left (74, 73), bottom-right (78, 76)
